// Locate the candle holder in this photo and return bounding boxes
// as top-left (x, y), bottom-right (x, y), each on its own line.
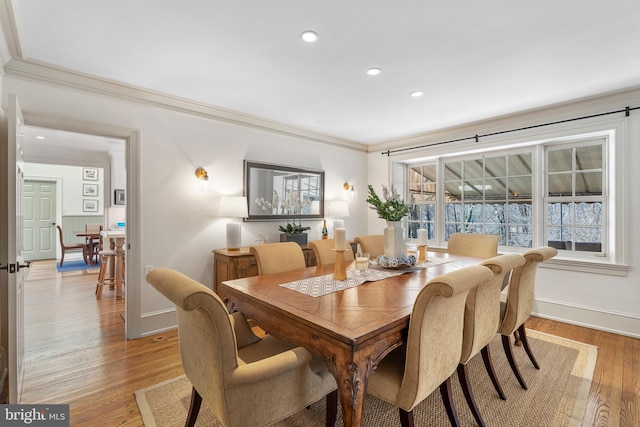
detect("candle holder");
top-left (418, 245), bottom-right (427, 262)
top-left (333, 250), bottom-right (347, 280)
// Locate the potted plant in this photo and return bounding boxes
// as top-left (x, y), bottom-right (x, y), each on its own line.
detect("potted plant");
top-left (366, 184), bottom-right (410, 259)
top-left (278, 222), bottom-right (311, 246)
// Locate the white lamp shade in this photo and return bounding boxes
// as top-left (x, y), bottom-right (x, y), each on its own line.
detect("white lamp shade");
top-left (327, 200), bottom-right (349, 218)
top-left (219, 196), bottom-right (248, 218)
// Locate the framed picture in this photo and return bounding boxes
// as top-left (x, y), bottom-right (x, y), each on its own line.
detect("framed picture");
top-left (83, 167), bottom-right (99, 181)
top-left (83, 199), bottom-right (99, 212)
top-left (83, 183), bottom-right (98, 196)
top-left (114, 189), bottom-right (125, 205)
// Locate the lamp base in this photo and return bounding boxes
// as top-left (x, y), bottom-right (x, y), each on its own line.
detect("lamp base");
top-left (226, 223), bottom-right (242, 251)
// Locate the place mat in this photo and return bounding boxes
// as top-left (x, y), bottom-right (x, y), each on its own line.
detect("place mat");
top-left (280, 257), bottom-right (455, 297)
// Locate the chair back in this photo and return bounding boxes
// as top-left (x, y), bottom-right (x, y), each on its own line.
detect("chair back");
top-left (397, 265), bottom-right (493, 409)
top-left (56, 225), bottom-right (81, 249)
top-left (447, 233), bottom-right (500, 259)
top-left (250, 242), bottom-right (306, 275)
top-left (353, 235), bottom-right (384, 259)
top-left (460, 254), bottom-right (525, 364)
top-left (146, 268), bottom-right (241, 425)
top-left (309, 239), bottom-right (354, 265)
top-left (498, 246), bottom-right (558, 336)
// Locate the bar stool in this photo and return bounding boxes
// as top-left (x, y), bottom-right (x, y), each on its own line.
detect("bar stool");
top-left (95, 249), bottom-right (117, 299)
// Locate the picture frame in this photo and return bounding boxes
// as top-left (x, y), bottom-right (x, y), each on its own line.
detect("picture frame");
top-left (83, 167), bottom-right (99, 181)
top-left (83, 199), bottom-right (99, 212)
top-left (83, 183), bottom-right (98, 196)
top-left (114, 189), bottom-right (125, 205)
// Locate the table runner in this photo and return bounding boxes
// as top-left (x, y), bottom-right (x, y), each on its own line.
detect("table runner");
top-left (280, 257), bottom-right (455, 297)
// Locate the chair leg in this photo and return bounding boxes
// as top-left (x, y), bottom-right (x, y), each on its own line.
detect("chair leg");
top-left (325, 390), bottom-right (338, 427)
top-left (502, 334), bottom-right (528, 390)
top-left (457, 364), bottom-right (486, 427)
top-left (439, 377), bottom-right (461, 427)
top-left (185, 386), bottom-right (202, 427)
top-left (481, 345), bottom-right (506, 400)
top-left (399, 408), bottom-right (415, 427)
top-left (60, 251), bottom-right (65, 267)
top-left (518, 324), bottom-right (540, 369)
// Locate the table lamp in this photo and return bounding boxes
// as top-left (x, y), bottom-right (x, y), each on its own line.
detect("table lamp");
top-left (219, 196), bottom-right (248, 251)
top-left (327, 200), bottom-right (349, 236)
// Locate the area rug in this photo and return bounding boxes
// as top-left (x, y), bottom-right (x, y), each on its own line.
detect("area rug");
top-left (135, 330), bottom-right (596, 427)
top-left (56, 259), bottom-right (100, 272)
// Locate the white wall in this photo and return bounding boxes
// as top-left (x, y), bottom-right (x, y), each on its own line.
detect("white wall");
top-left (368, 88), bottom-right (640, 337)
top-left (2, 75), bottom-right (369, 337)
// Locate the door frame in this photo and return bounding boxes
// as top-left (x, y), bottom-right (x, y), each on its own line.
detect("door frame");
top-left (21, 115), bottom-right (141, 339)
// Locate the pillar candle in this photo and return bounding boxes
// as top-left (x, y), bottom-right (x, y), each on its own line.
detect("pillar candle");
top-left (334, 228), bottom-right (346, 250)
top-left (418, 229), bottom-right (428, 245)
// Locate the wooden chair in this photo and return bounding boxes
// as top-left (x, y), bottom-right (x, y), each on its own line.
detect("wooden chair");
top-left (56, 225), bottom-right (85, 267)
top-left (447, 233), bottom-right (500, 259)
top-left (366, 265), bottom-right (494, 427)
top-left (250, 242), bottom-right (306, 275)
top-left (457, 254), bottom-right (526, 427)
top-left (146, 268), bottom-right (338, 427)
top-left (353, 235), bottom-right (384, 259)
top-left (499, 246), bottom-right (558, 389)
top-left (309, 239), bottom-right (354, 266)
top-left (85, 224), bottom-right (103, 265)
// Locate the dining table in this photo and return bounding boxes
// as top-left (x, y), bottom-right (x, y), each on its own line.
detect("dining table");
top-left (222, 251), bottom-right (483, 427)
top-left (101, 229), bottom-right (126, 299)
top-left (75, 231), bottom-right (101, 266)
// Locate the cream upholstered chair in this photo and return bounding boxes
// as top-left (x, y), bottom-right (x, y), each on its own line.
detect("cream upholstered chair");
top-left (499, 246), bottom-right (558, 389)
top-left (146, 268), bottom-right (338, 427)
top-left (250, 242), bottom-right (306, 275)
top-left (353, 235), bottom-right (384, 259)
top-left (447, 233), bottom-right (500, 259)
top-left (309, 239), bottom-right (354, 265)
top-left (367, 265), bottom-right (494, 427)
top-left (457, 254), bottom-right (526, 427)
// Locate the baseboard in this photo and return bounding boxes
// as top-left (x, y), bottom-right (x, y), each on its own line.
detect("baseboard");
top-left (139, 308), bottom-right (177, 337)
top-left (533, 298), bottom-right (640, 339)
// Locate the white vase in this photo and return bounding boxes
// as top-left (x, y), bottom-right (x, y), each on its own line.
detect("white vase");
top-left (384, 221), bottom-right (406, 259)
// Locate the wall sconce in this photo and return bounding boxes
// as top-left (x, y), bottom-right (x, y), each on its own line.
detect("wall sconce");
top-left (219, 196), bottom-right (248, 251)
top-left (195, 167), bottom-right (209, 191)
top-left (343, 182), bottom-right (356, 199)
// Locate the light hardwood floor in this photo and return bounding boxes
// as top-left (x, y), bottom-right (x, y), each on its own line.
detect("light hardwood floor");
top-left (19, 260), bottom-right (639, 426)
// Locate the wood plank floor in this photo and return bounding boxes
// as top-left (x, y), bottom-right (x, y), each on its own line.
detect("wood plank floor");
top-left (20, 259), bottom-right (639, 426)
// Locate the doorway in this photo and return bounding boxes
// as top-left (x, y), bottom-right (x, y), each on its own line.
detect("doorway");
top-left (23, 180), bottom-right (57, 261)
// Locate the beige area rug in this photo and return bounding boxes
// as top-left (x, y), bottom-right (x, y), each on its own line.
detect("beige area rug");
top-left (135, 330), bottom-right (596, 427)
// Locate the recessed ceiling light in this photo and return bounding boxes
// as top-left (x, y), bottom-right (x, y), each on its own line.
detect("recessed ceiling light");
top-left (301, 31), bottom-right (319, 43)
top-left (410, 91), bottom-right (424, 97)
top-left (36, 136), bottom-right (45, 139)
top-left (366, 68), bottom-right (382, 76)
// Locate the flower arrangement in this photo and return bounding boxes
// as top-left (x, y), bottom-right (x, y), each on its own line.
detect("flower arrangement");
top-left (366, 184), bottom-right (410, 221)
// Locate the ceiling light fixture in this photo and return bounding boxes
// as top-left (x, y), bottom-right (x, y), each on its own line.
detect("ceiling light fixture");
top-left (410, 91), bottom-right (424, 97)
top-left (301, 31), bottom-right (319, 43)
top-left (36, 136), bottom-right (45, 139)
top-left (366, 67), bottom-right (382, 76)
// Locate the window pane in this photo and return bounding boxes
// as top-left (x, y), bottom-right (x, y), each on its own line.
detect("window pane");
top-left (575, 202), bottom-right (603, 226)
top-left (509, 153), bottom-right (532, 176)
top-left (464, 203), bottom-right (484, 223)
top-left (548, 173), bottom-right (572, 196)
top-left (485, 178), bottom-right (506, 200)
top-left (508, 176), bottom-right (532, 199)
top-left (548, 226), bottom-right (573, 243)
top-left (547, 202), bottom-right (574, 226)
top-left (507, 225), bottom-right (532, 248)
top-left (444, 202), bottom-right (462, 222)
top-left (485, 202), bottom-right (505, 224)
top-left (445, 162), bottom-right (462, 181)
top-left (576, 145), bottom-right (602, 170)
top-left (445, 224), bottom-right (463, 239)
top-left (464, 160), bottom-right (483, 180)
top-left (576, 171), bottom-right (602, 195)
top-left (548, 148), bottom-right (572, 172)
top-left (508, 202), bottom-right (532, 224)
top-left (485, 156), bottom-right (506, 177)
top-left (463, 179), bottom-right (484, 200)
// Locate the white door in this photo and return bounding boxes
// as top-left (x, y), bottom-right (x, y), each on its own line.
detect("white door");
top-left (23, 180), bottom-right (57, 261)
top-left (0, 93), bottom-right (26, 403)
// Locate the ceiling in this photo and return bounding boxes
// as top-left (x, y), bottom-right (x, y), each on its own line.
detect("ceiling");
top-left (6, 0), bottom-right (640, 145)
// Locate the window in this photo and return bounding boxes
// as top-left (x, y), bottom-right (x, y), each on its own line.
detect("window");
top-left (405, 134), bottom-right (610, 258)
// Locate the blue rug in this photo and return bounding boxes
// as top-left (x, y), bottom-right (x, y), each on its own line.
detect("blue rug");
top-left (56, 259), bottom-right (100, 272)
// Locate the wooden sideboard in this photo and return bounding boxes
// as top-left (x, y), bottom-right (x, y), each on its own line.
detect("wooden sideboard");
top-left (213, 247), bottom-right (316, 299)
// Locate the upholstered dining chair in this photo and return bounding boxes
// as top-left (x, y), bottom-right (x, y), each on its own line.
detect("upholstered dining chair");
top-left (447, 233), bottom-right (500, 259)
top-left (309, 239), bottom-right (354, 265)
top-left (353, 235), bottom-right (384, 259)
top-left (56, 225), bottom-right (86, 267)
top-left (146, 268), bottom-right (338, 427)
top-left (250, 242), bottom-right (306, 275)
top-left (366, 264), bottom-right (494, 427)
top-left (499, 246), bottom-right (558, 390)
top-left (457, 253), bottom-right (526, 427)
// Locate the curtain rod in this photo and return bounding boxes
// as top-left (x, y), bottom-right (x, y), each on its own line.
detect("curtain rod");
top-left (382, 105), bottom-right (639, 156)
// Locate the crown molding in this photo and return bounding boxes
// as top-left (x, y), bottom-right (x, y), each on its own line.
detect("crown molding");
top-left (4, 58), bottom-right (368, 152)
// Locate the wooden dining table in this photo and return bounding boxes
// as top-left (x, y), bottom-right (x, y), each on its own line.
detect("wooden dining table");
top-left (222, 251), bottom-right (483, 427)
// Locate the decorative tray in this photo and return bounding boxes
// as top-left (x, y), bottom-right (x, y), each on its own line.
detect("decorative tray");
top-left (375, 255), bottom-right (417, 270)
